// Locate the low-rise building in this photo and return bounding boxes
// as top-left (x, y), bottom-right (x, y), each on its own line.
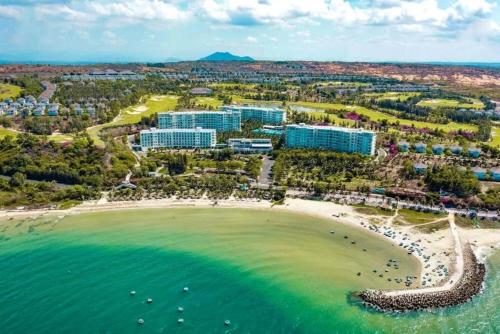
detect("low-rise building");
top-left (491, 167), bottom-right (500, 182)
top-left (72, 104), bottom-right (82, 115)
top-left (397, 141), bottom-right (410, 152)
top-left (47, 103), bottom-right (59, 116)
top-left (414, 142), bottom-right (427, 153)
top-left (285, 123), bottom-right (376, 155)
top-left (432, 144), bottom-right (444, 155)
top-left (33, 106), bottom-right (45, 116)
top-left (5, 108), bottom-right (17, 116)
top-left (87, 106), bottom-right (96, 117)
top-left (227, 138), bottom-right (273, 153)
top-left (190, 87), bottom-right (213, 95)
top-left (413, 162), bottom-right (427, 174)
top-left (471, 166), bottom-right (487, 180)
top-left (140, 127), bottom-right (216, 150)
top-left (449, 145), bottom-right (462, 155)
top-left (468, 147), bottom-right (481, 158)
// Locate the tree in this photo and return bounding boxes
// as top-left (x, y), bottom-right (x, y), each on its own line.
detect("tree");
top-left (9, 172), bottom-right (26, 187)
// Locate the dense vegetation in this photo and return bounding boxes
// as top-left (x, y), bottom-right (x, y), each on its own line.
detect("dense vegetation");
top-left (272, 149), bottom-right (373, 194)
top-left (425, 166), bottom-right (480, 197)
top-left (0, 133), bottom-right (105, 186)
top-left (4, 77), bottom-right (43, 97)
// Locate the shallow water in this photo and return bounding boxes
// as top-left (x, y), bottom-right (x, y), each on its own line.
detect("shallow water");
top-left (0, 208), bottom-right (498, 333)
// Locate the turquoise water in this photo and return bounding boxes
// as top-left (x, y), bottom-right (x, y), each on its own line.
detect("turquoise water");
top-left (0, 209), bottom-right (499, 333)
top-left (252, 128), bottom-right (284, 136)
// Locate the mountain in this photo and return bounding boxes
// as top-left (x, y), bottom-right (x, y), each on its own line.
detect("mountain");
top-left (199, 52), bottom-right (254, 61)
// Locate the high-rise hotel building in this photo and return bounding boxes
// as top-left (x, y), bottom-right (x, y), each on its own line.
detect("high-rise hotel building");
top-left (140, 127), bottom-right (216, 149)
top-left (220, 105), bottom-right (286, 125)
top-left (285, 124), bottom-right (376, 156)
top-left (158, 110), bottom-right (241, 131)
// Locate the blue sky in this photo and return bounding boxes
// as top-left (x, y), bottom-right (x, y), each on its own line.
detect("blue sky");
top-left (0, 0), bottom-right (499, 62)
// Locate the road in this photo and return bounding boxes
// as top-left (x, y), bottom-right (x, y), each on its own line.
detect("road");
top-left (39, 81), bottom-right (56, 101)
top-left (286, 189), bottom-right (499, 219)
top-left (257, 155), bottom-right (274, 186)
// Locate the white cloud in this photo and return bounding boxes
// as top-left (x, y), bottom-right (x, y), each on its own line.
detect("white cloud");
top-left (35, 4), bottom-right (94, 24)
top-left (0, 5), bottom-right (23, 19)
top-left (88, 0), bottom-right (189, 21)
top-left (197, 0), bottom-right (497, 34)
top-left (246, 36), bottom-right (258, 43)
top-left (5, 0), bottom-right (499, 40)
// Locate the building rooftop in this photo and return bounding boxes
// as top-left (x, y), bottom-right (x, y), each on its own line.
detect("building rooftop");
top-left (142, 127), bottom-right (215, 133)
top-left (223, 105), bottom-right (285, 112)
top-left (413, 163), bottom-right (427, 168)
top-left (287, 123), bottom-right (376, 134)
top-left (158, 110), bottom-right (239, 116)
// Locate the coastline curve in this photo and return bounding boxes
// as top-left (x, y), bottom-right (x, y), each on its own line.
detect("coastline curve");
top-left (359, 243), bottom-right (486, 312)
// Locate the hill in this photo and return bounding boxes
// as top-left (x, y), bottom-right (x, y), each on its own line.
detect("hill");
top-left (199, 52), bottom-right (254, 61)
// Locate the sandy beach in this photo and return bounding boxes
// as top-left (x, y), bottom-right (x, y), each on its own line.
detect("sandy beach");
top-left (1, 197), bottom-right (499, 293)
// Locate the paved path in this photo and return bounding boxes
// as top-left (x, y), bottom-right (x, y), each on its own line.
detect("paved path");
top-left (257, 155), bottom-right (274, 186)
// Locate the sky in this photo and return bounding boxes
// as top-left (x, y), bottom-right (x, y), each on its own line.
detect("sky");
top-left (0, 0), bottom-right (499, 63)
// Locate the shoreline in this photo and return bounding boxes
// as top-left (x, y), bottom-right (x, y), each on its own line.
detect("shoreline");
top-left (1, 197), bottom-right (499, 294)
top-left (359, 243), bottom-right (486, 312)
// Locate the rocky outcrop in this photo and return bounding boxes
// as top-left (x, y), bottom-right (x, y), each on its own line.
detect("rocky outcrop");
top-left (359, 243), bottom-right (485, 312)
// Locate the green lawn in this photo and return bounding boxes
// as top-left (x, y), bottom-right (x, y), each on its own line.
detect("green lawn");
top-left (397, 209), bottom-right (447, 225)
top-left (353, 205), bottom-right (395, 216)
top-left (0, 84), bottom-right (22, 100)
top-left (231, 97), bottom-right (478, 133)
top-left (491, 126), bottom-right (500, 147)
top-left (413, 220), bottom-right (450, 233)
top-left (0, 127), bottom-right (19, 139)
top-left (87, 95), bottom-right (179, 148)
top-left (195, 97), bottom-right (222, 108)
top-left (416, 98), bottom-right (484, 110)
top-left (115, 95), bottom-right (179, 125)
top-left (48, 133), bottom-right (74, 143)
top-left (0, 127), bottom-right (73, 143)
top-left (363, 92), bottom-right (421, 102)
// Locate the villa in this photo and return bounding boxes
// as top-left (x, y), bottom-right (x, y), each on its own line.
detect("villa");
top-left (285, 123), bottom-right (376, 156)
top-left (414, 142), bottom-right (427, 153)
top-left (491, 167), bottom-right (500, 182)
top-left (468, 148), bottom-right (481, 158)
top-left (449, 145), bottom-right (462, 155)
top-left (47, 103), bottom-right (59, 116)
top-left (398, 141), bottom-right (410, 152)
top-left (413, 163), bottom-right (427, 174)
top-left (33, 106), bottom-right (45, 116)
top-left (471, 166), bottom-right (487, 180)
top-left (432, 144), bottom-right (444, 155)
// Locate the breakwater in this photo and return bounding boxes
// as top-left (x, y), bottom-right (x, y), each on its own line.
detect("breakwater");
top-left (359, 243), bottom-right (485, 312)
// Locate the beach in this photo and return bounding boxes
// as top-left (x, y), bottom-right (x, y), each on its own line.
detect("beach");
top-left (1, 199), bottom-right (500, 333)
top-left (1, 197), bottom-right (499, 292)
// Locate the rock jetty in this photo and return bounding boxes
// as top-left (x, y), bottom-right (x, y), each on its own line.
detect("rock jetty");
top-left (359, 243), bottom-right (485, 312)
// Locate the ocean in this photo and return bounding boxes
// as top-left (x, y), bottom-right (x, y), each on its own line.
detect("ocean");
top-left (0, 208), bottom-right (498, 333)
